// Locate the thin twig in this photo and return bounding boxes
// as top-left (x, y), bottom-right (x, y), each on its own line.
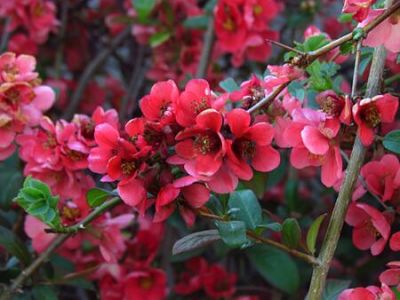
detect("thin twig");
top-left (62, 28), bottom-right (130, 120)
top-left (266, 39), bottom-right (304, 55)
top-left (196, 15), bottom-right (214, 78)
top-left (197, 210), bottom-right (319, 265)
top-left (351, 40), bottom-right (362, 98)
top-left (306, 1), bottom-right (392, 299)
top-left (247, 81), bottom-right (290, 114)
top-left (53, 0), bottom-right (69, 79)
top-left (0, 17), bottom-right (11, 53)
top-left (0, 197), bottom-right (121, 300)
top-left (119, 45), bottom-right (146, 122)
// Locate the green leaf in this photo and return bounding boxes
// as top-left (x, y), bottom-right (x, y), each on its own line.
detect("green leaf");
top-left (219, 77), bottom-right (240, 93)
top-left (132, 0), bottom-right (156, 21)
top-left (0, 226), bottom-right (31, 265)
top-left (340, 41), bottom-right (354, 55)
top-left (247, 244), bottom-right (300, 294)
top-left (322, 279), bottom-right (351, 300)
top-left (243, 171), bottom-right (268, 198)
top-left (352, 28), bottom-right (366, 40)
top-left (172, 230), bottom-right (221, 255)
top-left (282, 218), bottom-right (301, 249)
top-left (183, 15), bottom-right (209, 29)
top-left (306, 214), bottom-right (327, 255)
top-left (228, 190), bottom-right (262, 230)
top-left (149, 31), bottom-right (171, 48)
top-left (288, 81), bottom-right (306, 101)
top-left (86, 188), bottom-right (110, 208)
top-left (215, 220), bottom-right (247, 247)
top-left (16, 177), bottom-right (61, 229)
top-left (257, 222), bottom-right (282, 232)
top-left (383, 130), bottom-right (400, 154)
top-left (32, 285), bottom-right (58, 300)
top-left (303, 34), bottom-right (329, 52)
top-left (338, 13), bottom-right (353, 23)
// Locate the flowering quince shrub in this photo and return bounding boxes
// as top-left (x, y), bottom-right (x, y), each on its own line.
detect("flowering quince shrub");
top-left (2, 1), bottom-right (400, 300)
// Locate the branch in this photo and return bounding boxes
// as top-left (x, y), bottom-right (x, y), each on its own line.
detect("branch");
top-left (62, 28), bottom-right (130, 120)
top-left (247, 1), bottom-right (400, 113)
top-left (197, 210), bottom-right (319, 265)
top-left (119, 45), bottom-right (146, 122)
top-left (306, 1), bottom-right (392, 299)
top-left (0, 197), bottom-right (121, 300)
top-left (196, 15), bottom-right (214, 78)
top-left (0, 17), bottom-right (11, 53)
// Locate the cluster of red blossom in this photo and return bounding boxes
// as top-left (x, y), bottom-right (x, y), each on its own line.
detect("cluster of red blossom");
top-left (0, 0), bottom-right (58, 55)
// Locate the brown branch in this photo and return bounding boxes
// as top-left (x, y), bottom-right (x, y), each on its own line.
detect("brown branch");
top-left (62, 28), bottom-right (130, 120)
top-left (247, 1), bottom-right (400, 113)
top-left (306, 1), bottom-right (392, 298)
top-left (196, 15), bottom-right (214, 78)
top-left (0, 197), bottom-right (121, 300)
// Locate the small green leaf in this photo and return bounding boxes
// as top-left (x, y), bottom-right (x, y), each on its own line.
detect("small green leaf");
top-left (306, 214), bottom-right (327, 255)
top-left (86, 188), bottom-right (110, 208)
top-left (183, 15), bottom-right (209, 29)
top-left (247, 244), bottom-right (300, 294)
top-left (338, 13), bottom-right (353, 23)
top-left (132, 0), bottom-right (156, 21)
top-left (303, 34), bottom-right (329, 52)
top-left (288, 81), bottom-right (306, 101)
top-left (0, 226), bottom-right (31, 265)
top-left (149, 31), bottom-right (171, 48)
top-left (383, 130), bottom-right (400, 154)
top-left (32, 285), bottom-right (58, 300)
top-left (172, 230), bottom-right (221, 255)
top-left (322, 279), bottom-right (351, 300)
top-left (215, 220), bottom-right (247, 247)
top-left (282, 218), bottom-right (301, 249)
top-left (219, 77), bottom-right (240, 93)
top-left (257, 222), bottom-right (282, 232)
top-left (340, 41), bottom-right (354, 55)
top-left (228, 190), bottom-right (262, 230)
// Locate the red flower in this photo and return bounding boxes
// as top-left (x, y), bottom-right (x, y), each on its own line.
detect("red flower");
top-left (214, 0), bottom-right (247, 53)
top-left (123, 268), bottom-right (167, 300)
top-left (154, 180), bottom-right (210, 226)
top-left (352, 94), bottom-right (398, 146)
top-left (345, 203), bottom-right (391, 255)
top-left (226, 108), bottom-right (280, 180)
top-left (203, 265), bottom-right (237, 299)
top-left (175, 79), bottom-right (216, 127)
top-left (316, 90), bottom-right (352, 125)
top-left (361, 154), bottom-right (400, 201)
top-left (339, 284), bottom-right (394, 300)
top-left (174, 109), bottom-right (225, 178)
top-left (342, 0), bottom-right (376, 22)
top-left (175, 257), bottom-right (209, 295)
top-left (140, 80), bottom-right (179, 125)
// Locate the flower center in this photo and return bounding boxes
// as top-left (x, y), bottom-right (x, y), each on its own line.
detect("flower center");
top-left (233, 138), bottom-right (256, 159)
top-left (223, 18), bottom-right (235, 31)
top-left (191, 97), bottom-right (209, 114)
top-left (66, 149), bottom-right (85, 161)
top-left (121, 160), bottom-right (137, 176)
top-left (320, 95), bottom-right (344, 117)
top-left (44, 135), bottom-right (57, 148)
top-left (194, 132), bottom-right (220, 155)
top-left (361, 104), bottom-right (381, 128)
top-left (62, 204), bottom-right (81, 221)
top-left (139, 277), bottom-right (153, 289)
top-left (253, 4), bottom-right (263, 15)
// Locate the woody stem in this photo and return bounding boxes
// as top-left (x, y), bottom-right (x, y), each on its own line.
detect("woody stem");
top-left (306, 1), bottom-right (392, 299)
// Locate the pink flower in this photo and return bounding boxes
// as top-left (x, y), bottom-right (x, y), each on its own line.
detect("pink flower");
top-left (226, 108), bottom-right (280, 180)
top-left (343, 0), bottom-right (376, 22)
top-left (316, 91), bottom-right (352, 125)
top-left (339, 284), bottom-right (395, 300)
top-left (361, 154), bottom-right (400, 201)
top-left (203, 265), bottom-right (237, 299)
top-left (362, 9), bottom-right (400, 53)
top-left (380, 261), bottom-right (400, 287)
top-left (353, 94), bottom-right (398, 146)
top-left (24, 215), bottom-right (55, 253)
top-left (0, 52), bottom-right (38, 83)
top-left (345, 203), bottom-right (391, 255)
